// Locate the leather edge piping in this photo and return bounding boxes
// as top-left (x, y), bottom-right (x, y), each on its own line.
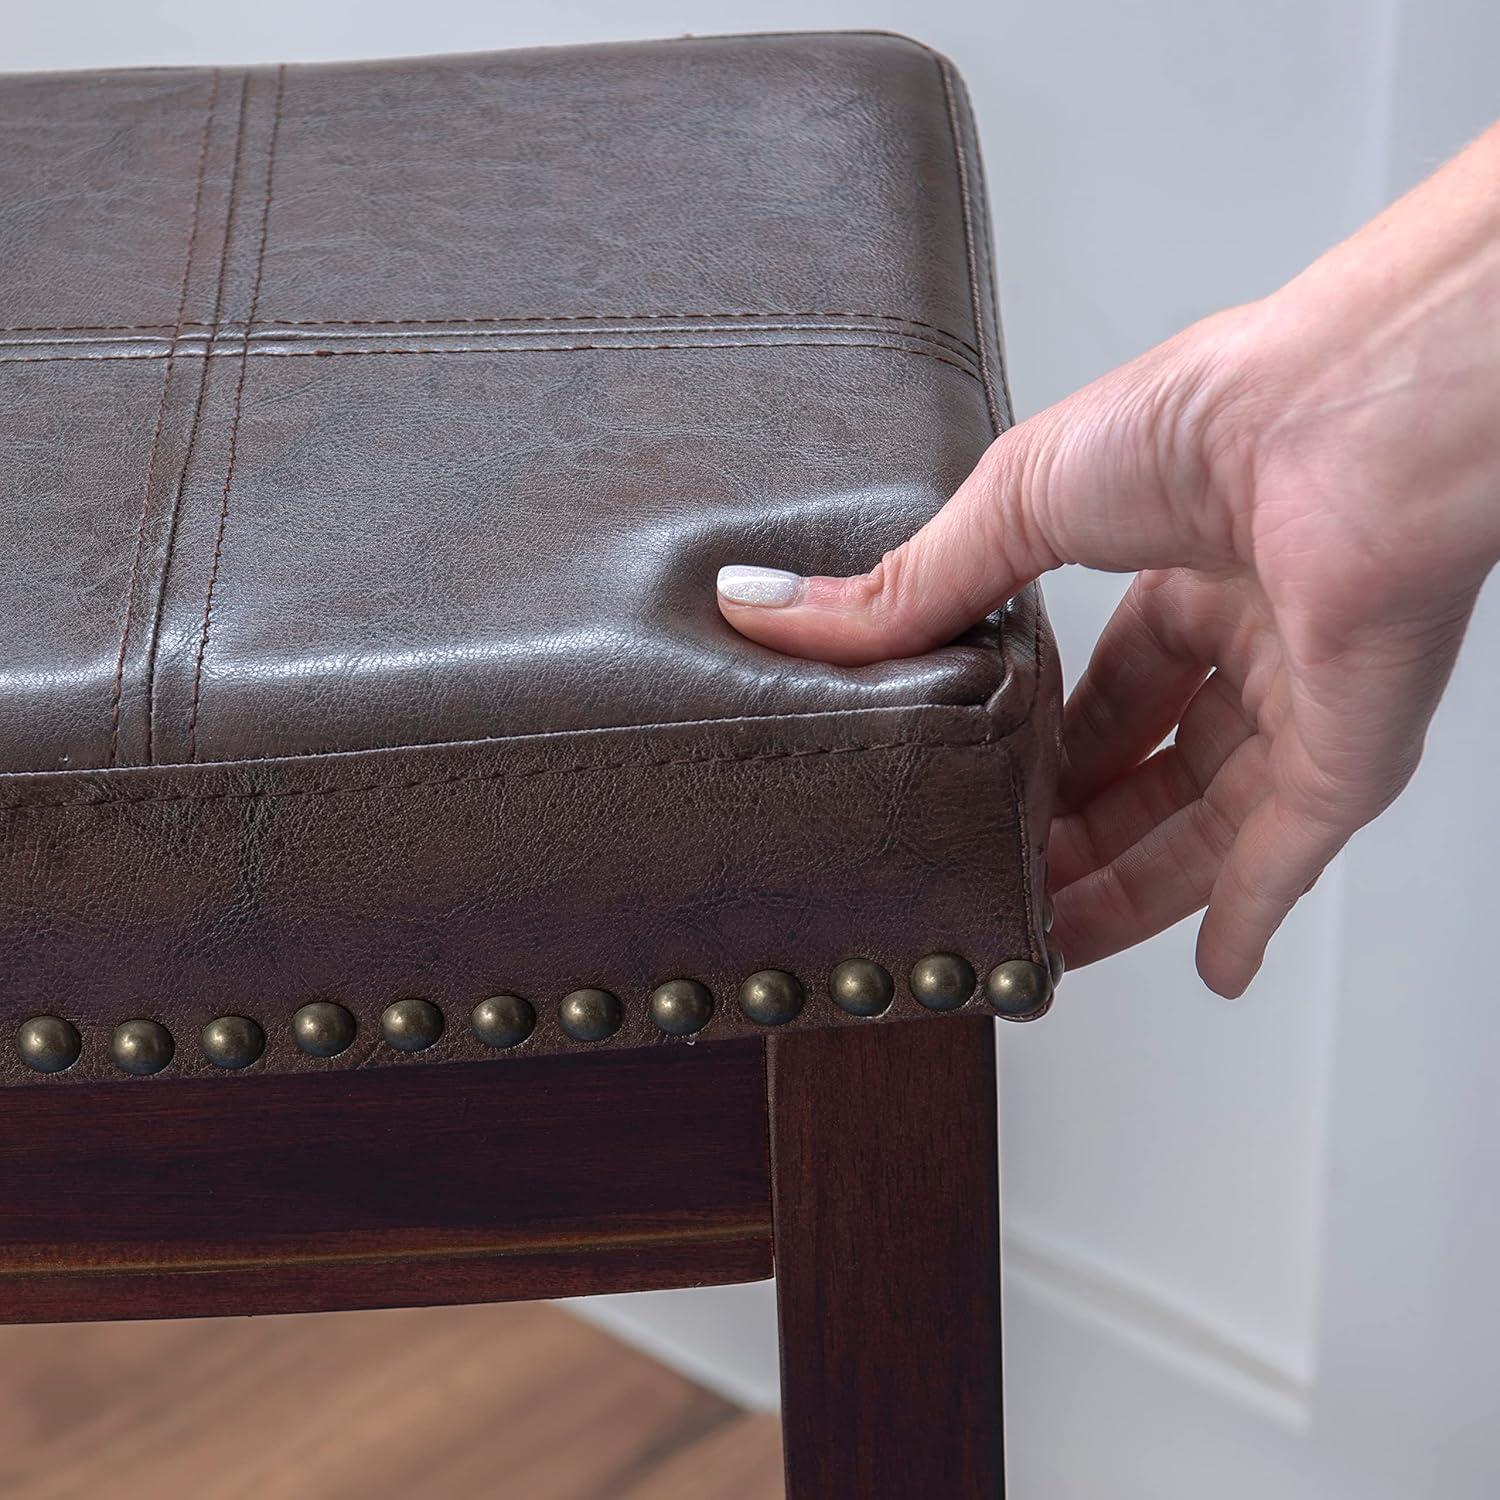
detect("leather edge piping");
top-left (0, 725), bottom-right (1017, 815)
top-left (929, 45), bottom-right (1052, 970)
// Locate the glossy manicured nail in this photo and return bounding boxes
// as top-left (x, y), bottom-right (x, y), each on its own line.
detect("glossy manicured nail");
top-left (716, 565), bottom-right (806, 607)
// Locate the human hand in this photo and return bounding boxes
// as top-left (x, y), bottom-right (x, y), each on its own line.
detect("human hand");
top-left (717, 125), bottom-right (1500, 997)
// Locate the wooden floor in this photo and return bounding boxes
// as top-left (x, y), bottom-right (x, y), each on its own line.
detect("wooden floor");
top-left (0, 1301), bottom-right (784, 1499)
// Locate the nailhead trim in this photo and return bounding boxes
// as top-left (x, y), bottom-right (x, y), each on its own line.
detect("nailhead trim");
top-left (10, 953), bottom-right (1058, 1077)
top-left (16, 1015), bottom-right (82, 1074)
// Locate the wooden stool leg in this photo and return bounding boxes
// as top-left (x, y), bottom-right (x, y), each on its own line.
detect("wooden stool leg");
top-left (768, 1016), bottom-right (1005, 1499)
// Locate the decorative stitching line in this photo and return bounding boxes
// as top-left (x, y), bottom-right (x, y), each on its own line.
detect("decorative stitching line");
top-left (934, 55), bottom-right (1002, 438)
top-left (0, 734), bottom-right (995, 815)
top-left (975, 100), bottom-right (1048, 732)
top-left (264, 311), bottom-right (977, 355)
top-left (143, 70), bottom-right (253, 767)
top-left (12, 697), bottom-right (1007, 778)
top-left (254, 321), bottom-right (974, 360)
top-left (929, 45), bottom-right (1051, 961)
top-left (1005, 741), bottom-right (1040, 965)
top-left (0, 308), bottom-right (977, 352)
top-left (105, 68), bottom-right (221, 770)
top-left (957, 95), bottom-right (1047, 733)
top-left (186, 64), bottom-right (284, 764)
top-left (959, 73), bottom-right (1017, 429)
top-left (0, 319), bottom-right (978, 365)
top-left (0, 340), bottom-right (984, 383)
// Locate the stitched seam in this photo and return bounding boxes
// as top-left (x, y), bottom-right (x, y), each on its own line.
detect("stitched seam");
top-left (1029, 582), bottom-right (1046, 726)
top-left (960, 84), bottom-right (1016, 429)
top-left (262, 311), bottom-right (976, 353)
top-left (0, 734), bottom-right (1000, 814)
top-left (0, 341), bottom-right (983, 383)
top-left (257, 321), bottom-right (977, 369)
top-left (105, 68), bottom-right (221, 770)
top-left (0, 331), bottom-right (976, 376)
top-left (954, 75), bottom-right (1048, 728)
top-left (929, 47), bottom-right (1050, 741)
top-left (930, 44), bottom-right (1052, 929)
top-left (933, 54), bottom-right (1001, 437)
top-left (142, 71), bottom-right (253, 766)
top-left (260, 338), bottom-right (983, 378)
top-left (255, 318), bottom-right (960, 341)
top-left (186, 64), bottom-right (284, 763)
top-left (1005, 741), bottom-right (1040, 964)
top-left (6, 699), bottom-right (1008, 778)
top-left (0, 309), bottom-right (976, 350)
top-left (0, 320), bottom-right (978, 366)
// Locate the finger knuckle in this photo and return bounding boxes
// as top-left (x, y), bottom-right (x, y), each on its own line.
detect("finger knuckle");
top-left (858, 546), bottom-right (921, 627)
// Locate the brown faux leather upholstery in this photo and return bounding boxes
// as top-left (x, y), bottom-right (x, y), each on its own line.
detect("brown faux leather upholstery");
top-left (0, 32), bottom-right (1060, 1086)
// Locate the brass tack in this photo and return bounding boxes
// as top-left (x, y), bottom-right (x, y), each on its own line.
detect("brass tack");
top-left (649, 979), bottom-right (714, 1036)
top-left (1048, 947), bottom-right (1066, 987)
top-left (559, 988), bottom-right (623, 1042)
top-left (17, 1015), bottom-right (81, 1074)
top-left (984, 960), bottom-right (1053, 1018)
top-left (112, 1018), bottom-right (174, 1076)
top-left (908, 953), bottom-right (976, 1012)
top-left (471, 993), bottom-right (536, 1049)
top-left (382, 998), bottom-right (444, 1052)
top-left (201, 1014), bottom-right (265, 1070)
top-left (737, 970), bottom-right (804, 1027)
top-left (829, 958), bottom-right (894, 1017)
top-left (293, 1001), bottom-right (357, 1058)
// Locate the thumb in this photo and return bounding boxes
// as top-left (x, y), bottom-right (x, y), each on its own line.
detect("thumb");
top-left (715, 411), bottom-right (1066, 667)
top-left (715, 327), bottom-right (1234, 666)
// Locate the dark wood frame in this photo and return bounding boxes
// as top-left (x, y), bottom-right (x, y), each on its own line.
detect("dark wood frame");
top-left (0, 1018), bottom-right (1004, 1498)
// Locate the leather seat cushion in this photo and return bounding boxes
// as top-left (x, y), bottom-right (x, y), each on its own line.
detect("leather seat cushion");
top-left (0, 32), bottom-right (1060, 1085)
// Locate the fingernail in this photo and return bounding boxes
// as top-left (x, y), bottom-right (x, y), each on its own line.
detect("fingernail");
top-left (716, 564), bottom-right (805, 607)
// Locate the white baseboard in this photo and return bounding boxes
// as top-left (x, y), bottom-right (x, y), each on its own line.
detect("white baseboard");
top-left (1003, 1221), bottom-right (1312, 1429)
top-left (561, 1224), bottom-right (1312, 1431)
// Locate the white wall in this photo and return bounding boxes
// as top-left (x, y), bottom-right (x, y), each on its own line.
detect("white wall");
top-left (8, 3), bottom-right (1497, 1492)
